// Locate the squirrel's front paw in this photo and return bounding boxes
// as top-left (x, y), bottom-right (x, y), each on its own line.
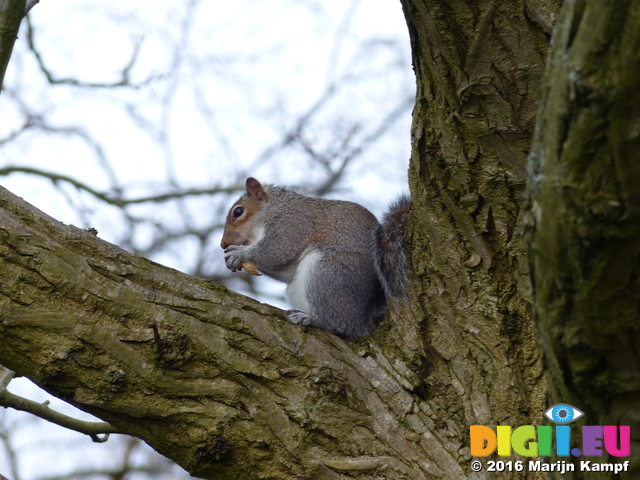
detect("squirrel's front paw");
top-left (224, 245), bottom-right (248, 272)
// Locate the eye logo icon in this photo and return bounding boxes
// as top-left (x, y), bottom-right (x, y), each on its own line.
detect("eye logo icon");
top-left (544, 404), bottom-right (584, 424)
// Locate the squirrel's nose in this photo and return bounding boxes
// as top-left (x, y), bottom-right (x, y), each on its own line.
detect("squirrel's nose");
top-left (220, 240), bottom-right (228, 249)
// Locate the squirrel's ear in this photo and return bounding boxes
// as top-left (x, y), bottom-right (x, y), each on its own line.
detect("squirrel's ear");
top-left (245, 177), bottom-right (267, 201)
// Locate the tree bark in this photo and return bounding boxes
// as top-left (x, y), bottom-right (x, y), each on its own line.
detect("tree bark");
top-left (0, 0), bottom-right (25, 91)
top-left (526, 0), bottom-right (640, 478)
top-left (0, 186), bottom-right (436, 479)
top-left (399, 0), bottom-right (558, 475)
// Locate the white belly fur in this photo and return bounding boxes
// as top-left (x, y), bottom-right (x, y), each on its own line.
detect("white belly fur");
top-left (286, 249), bottom-right (322, 313)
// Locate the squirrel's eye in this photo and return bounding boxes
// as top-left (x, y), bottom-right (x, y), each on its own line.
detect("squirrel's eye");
top-left (233, 206), bottom-right (245, 219)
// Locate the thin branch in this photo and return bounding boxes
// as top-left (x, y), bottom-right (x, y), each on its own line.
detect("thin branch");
top-left (25, 16), bottom-right (157, 89)
top-left (35, 464), bottom-right (171, 480)
top-left (0, 384), bottom-right (121, 443)
top-left (37, 122), bottom-right (121, 190)
top-left (0, 116), bottom-right (34, 145)
top-left (0, 87), bottom-right (123, 193)
top-left (0, 366), bottom-right (14, 389)
top-left (309, 94), bottom-right (414, 198)
top-left (248, 81), bottom-right (340, 170)
top-left (0, 166), bottom-right (240, 207)
top-left (0, 368), bottom-right (19, 480)
top-left (324, 0), bottom-right (363, 87)
top-left (0, 410), bottom-right (20, 480)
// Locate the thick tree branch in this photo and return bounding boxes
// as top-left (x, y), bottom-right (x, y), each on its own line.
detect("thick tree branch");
top-left (0, 186), bottom-right (446, 479)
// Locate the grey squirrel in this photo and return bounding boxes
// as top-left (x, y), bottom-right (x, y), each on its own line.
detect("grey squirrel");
top-left (220, 177), bottom-right (411, 338)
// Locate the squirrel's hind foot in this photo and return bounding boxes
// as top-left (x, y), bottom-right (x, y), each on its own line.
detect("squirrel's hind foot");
top-left (286, 309), bottom-right (317, 326)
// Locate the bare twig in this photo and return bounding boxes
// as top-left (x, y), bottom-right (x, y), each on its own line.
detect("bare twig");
top-left (0, 116), bottom-right (34, 145)
top-left (0, 166), bottom-right (240, 207)
top-left (25, 16), bottom-right (158, 88)
top-left (0, 367), bottom-right (15, 389)
top-left (0, 384), bottom-right (120, 442)
top-left (35, 464), bottom-right (171, 480)
top-left (0, 387), bottom-right (20, 480)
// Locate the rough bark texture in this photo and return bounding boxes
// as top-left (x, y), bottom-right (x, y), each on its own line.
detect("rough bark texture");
top-left (0, 187), bottom-right (440, 479)
top-left (399, 0), bottom-right (558, 475)
top-left (525, 0), bottom-right (640, 478)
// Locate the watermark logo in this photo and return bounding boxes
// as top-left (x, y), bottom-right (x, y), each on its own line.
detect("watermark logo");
top-left (469, 404), bottom-right (632, 474)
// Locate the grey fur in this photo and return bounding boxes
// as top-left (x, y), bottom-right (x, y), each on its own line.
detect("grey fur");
top-left (223, 181), bottom-right (410, 338)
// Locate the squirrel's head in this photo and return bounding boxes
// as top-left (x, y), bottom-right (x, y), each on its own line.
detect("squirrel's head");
top-left (220, 177), bottom-right (269, 249)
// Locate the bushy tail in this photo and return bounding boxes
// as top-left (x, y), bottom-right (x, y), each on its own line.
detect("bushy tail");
top-left (375, 194), bottom-right (411, 300)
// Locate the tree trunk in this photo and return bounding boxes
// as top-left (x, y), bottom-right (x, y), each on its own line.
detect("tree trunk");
top-left (525, 0), bottom-right (640, 478)
top-left (399, 0), bottom-right (558, 475)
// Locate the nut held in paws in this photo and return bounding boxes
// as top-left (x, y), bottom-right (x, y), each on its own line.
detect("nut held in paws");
top-left (241, 261), bottom-right (261, 276)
